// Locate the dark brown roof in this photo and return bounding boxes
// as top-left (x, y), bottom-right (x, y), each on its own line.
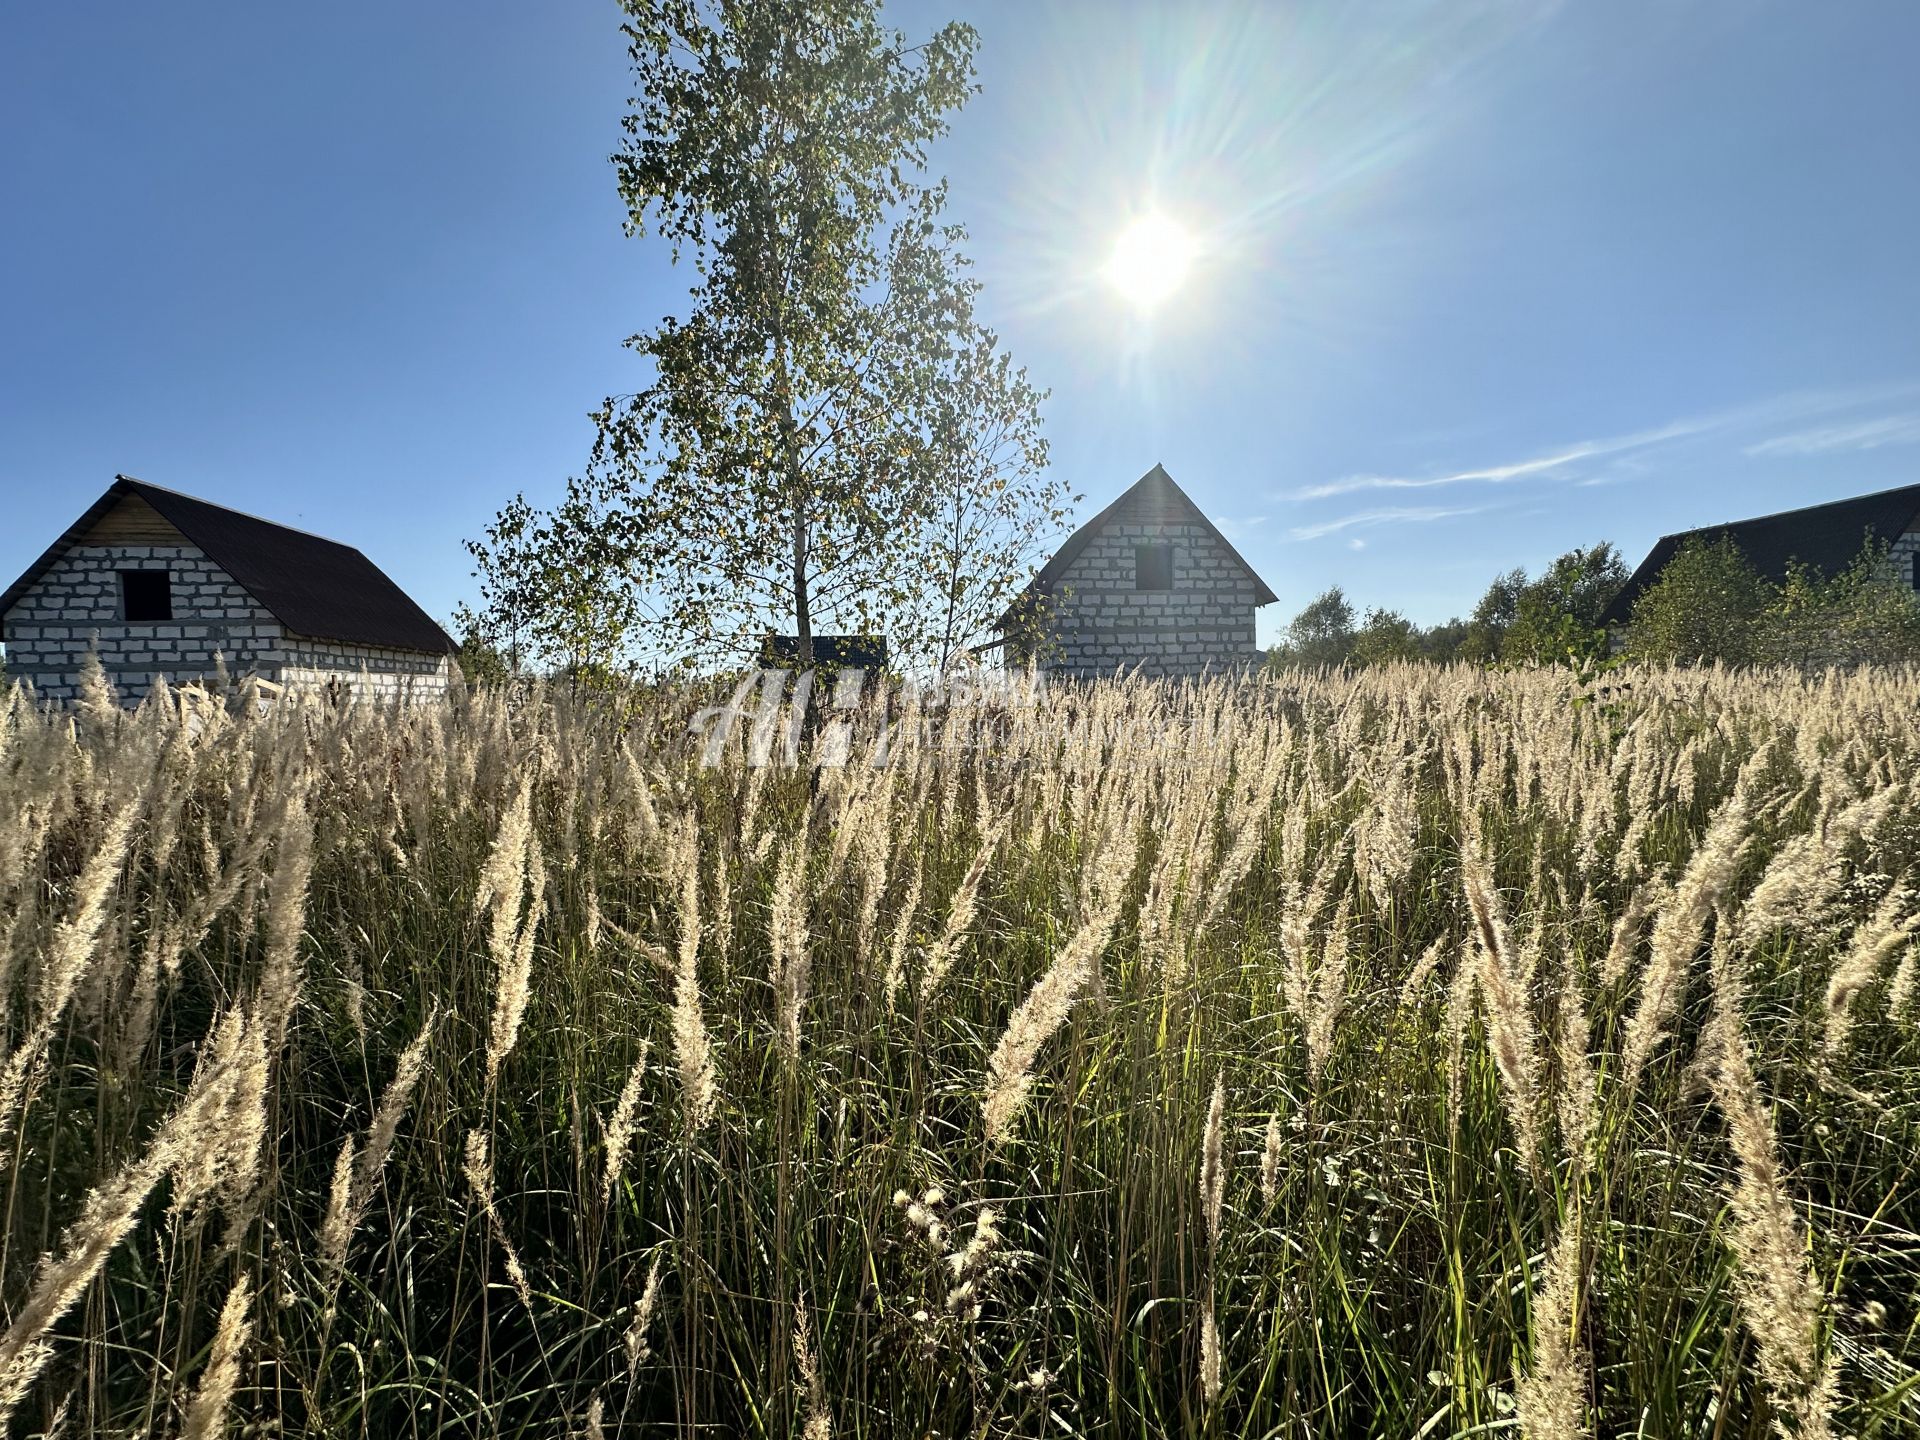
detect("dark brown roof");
top-left (1, 477), bottom-right (456, 654)
top-left (995, 463), bottom-right (1278, 629)
top-left (1599, 481), bottom-right (1920, 627)
top-left (761, 634), bottom-right (888, 669)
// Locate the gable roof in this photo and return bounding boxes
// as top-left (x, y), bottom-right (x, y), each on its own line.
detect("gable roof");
top-left (1, 477), bottom-right (456, 654)
top-left (995, 463), bottom-right (1277, 630)
top-left (1599, 481), bottom-right (1920, 627)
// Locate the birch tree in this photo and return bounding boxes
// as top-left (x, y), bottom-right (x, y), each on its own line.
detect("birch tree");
top-left (582, 0), bottom-right (1061, 666)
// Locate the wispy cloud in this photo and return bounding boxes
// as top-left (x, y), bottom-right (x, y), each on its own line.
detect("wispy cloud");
top-left (1745, 414), bottom-right (1920, 457)
top-left (1290, 505), bottom-right (1486, 541)
top-left (1293, 422), bottom-right (1703, 501)
top-left (1292, 381), bottom-right (1920, 501)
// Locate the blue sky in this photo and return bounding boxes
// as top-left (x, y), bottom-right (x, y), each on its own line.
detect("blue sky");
top-left (5, 1), bottom-right (1919, 645)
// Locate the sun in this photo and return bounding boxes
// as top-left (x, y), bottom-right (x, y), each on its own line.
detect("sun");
top-left (1105, 213), bottom-right (1197, 310)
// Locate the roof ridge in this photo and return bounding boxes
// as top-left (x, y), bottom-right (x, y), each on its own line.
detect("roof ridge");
top-left (116, 475), bottom-right (366, 551)
top-left (1651, 479), bottom-right (1920, 543)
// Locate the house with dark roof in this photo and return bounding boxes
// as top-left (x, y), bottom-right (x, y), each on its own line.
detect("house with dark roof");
top-left (1599, 481), bottom-right (1920, 629)
top-left (1, 476), bottom-right (456, 704)
top-left (996, 463), bottom-right (1276, 678)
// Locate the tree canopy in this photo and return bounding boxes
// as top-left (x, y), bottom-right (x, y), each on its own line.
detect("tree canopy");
top-left (1621, 535), bottom-right (1772, 664)
top-left (1272, 586), bottom-right (1357, 669)
top-left (589, 0), bottom-right (1061, 667)
top-left (1500, 542), bottom-right (1629, 664)
top-left (1626, 534), bottom-right (1920, 666)
top-left (1270, 543), bottom-right (1629, 671)
top-left (461, 0), bottom-right (1067, 675)
top-left (455, 478), bottom-right (649, 683)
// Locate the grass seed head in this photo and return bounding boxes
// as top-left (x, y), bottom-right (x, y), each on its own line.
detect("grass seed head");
top-left (180, 1273), bottom-right (253, 1440)
top-left (1201, 1073), bottom-right (1228, 1249)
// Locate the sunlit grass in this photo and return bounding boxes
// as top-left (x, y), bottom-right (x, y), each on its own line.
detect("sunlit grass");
top-left (0, 662), bottom-right (1916, 1436)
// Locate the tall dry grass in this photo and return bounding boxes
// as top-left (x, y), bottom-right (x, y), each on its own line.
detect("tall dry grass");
top-left (0, 662), bottom-right (1917, 1436)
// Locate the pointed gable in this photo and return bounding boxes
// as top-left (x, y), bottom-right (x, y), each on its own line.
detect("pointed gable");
top-left (997, 463), bottom-right (1276, 630)
top-left (77, 492), bottom-right (192, 546)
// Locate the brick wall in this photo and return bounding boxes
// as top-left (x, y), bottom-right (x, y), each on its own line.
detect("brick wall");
top-left (1033, 517), bottom-right (1262, 678)
top-left (2, 544), bottom-right (281, 702)
top-left (1882, 529), bottom-right (1920, 589)
top-left (279, 635), bottom-right (453, 701)
top-left (4, 547), bottom-right (452, 706)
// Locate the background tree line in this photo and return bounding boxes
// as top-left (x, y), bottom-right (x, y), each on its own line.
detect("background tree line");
top-left (1269, 533), bottom-right (1920, 670)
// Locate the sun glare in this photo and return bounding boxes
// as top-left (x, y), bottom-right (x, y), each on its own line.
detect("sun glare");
top-left (1105, 213), bottom-right (1196, 310)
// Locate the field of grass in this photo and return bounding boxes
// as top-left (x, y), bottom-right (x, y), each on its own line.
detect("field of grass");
top-left (2, 661), bottom-right (1918, 1438)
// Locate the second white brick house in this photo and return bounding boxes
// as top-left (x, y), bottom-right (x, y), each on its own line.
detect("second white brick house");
top-left (1, 476), bottom-right (456, 704)
top-left (997, 463), bottom-right (1277, 677)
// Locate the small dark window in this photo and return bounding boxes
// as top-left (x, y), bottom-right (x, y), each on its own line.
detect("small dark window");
top-left (1910, 554), bottom-right (1920, 592)
top-left (119, 570), bottom-right (173, 622)
top-left (1135, 543), bottom-right (1173, 591)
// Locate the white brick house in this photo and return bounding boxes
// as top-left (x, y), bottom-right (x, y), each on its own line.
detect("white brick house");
top-left (1, 476), bottom-right (455, 704)
top-left (997, 464), bottom-right (1276, 678)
